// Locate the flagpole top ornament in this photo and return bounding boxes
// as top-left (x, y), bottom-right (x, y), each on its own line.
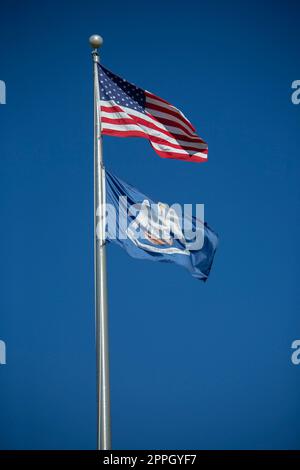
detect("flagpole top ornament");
top-left (89, 35), bottom-right (103, 50)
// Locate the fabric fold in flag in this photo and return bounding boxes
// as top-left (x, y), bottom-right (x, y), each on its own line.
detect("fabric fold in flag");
top-left (99, 65), bottom-right (208, 163)
top-left (105, 170), bottom-right (218, 281)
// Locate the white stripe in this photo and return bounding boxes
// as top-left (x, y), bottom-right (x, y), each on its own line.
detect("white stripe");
top-left (145, 107), bottom-right (197, 136)
top-left (146, 93), bottom-right (194, 128)
top-left (102, 122), bottom-right (145, 133)
top-left (101, 112), bottom-right (207, 150)
top-left (146, 94), bottom-right (181, 113)
top-left (151, 141), bottom-right (207, 158)
top-left (102, 117), bottom-right (171, 142)
top-left (101, 100), bottom-right (204, 141)
top-left (102, 123), bottom-right (207, 156)
top-left (101, 110), bottom-right (131, 120)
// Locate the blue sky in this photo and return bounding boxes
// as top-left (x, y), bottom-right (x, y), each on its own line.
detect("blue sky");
top-left (0, 0), bottom-right (300, 449)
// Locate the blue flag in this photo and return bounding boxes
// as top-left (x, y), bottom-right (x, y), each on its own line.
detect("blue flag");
top-left (105, 170), bottom-right (218, 281)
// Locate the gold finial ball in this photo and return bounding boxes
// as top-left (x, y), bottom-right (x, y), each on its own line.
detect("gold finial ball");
top-left (89, 35), bottom-right (103, 49)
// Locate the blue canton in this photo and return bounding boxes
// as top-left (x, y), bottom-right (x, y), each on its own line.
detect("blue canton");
top-left (99, 65), bottom-right (146, 113)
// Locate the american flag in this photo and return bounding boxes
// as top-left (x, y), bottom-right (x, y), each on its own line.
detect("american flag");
top-left (98, 65), bottom-right (208, 163)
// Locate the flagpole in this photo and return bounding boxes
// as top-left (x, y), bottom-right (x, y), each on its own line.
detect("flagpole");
top-left (89, 34), bottom-right (111, 451)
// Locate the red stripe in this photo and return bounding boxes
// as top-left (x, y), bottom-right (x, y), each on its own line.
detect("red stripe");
top-left (102, 123), bottom-right (208, 156)
top-left (102, 121), bottom-right (206, 152)
top-left (103, 120), bottom-right (207, 153)
top-left (101, 107), bottom-right (206, 145)
top-left (146, 101), bottom-right (196, 133)
top-left (145, 111), bottom-right (199, 140)
top-left (101, 117), bottom-right (206, 153)
top-left (149, 146), bottom-right (208, 162)
top-left (101, 102), bottom-right (204, 142)
top-left (102, 127), bottom-right (207, 162)
top-left (102, 128), bottom-right (148, 139)
top-left (150, 138), bottom-right (207, 152)
top-left (146, 91), bottom-right (198, 136)
top-left (101, 104), bottom-right (126, 114)
top-left (145, 90), bottom-right (172, 106)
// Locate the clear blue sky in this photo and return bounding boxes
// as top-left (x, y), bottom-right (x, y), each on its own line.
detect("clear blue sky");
top-left (0, 0), bottom-right (300, 450)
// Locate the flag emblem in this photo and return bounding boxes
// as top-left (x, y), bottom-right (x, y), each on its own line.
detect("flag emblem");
top-left (105, 171), bottom-right (218, 281)
top-left (126, 199), bottom-right (191, 256)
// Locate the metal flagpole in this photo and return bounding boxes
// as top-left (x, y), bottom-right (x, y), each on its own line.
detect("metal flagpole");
top-left (89, 34), bottom-right (112, 450)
